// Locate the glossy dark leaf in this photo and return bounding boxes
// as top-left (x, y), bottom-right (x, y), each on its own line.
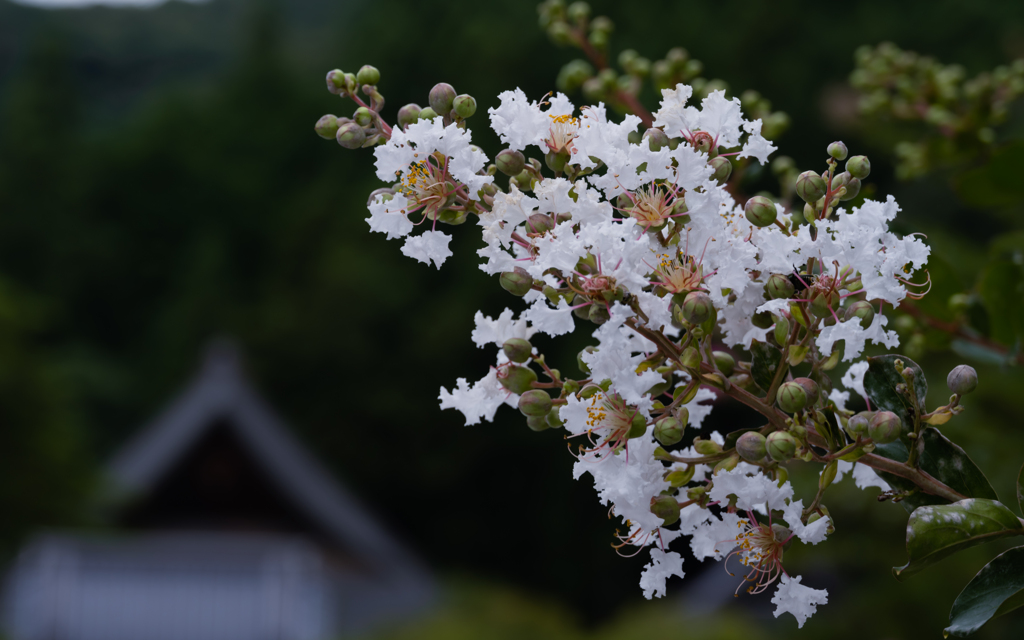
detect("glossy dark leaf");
top-left (864, 354), bottom-right (927, 427)
top-left (946, 546), bottom-right (1024, 637)
top-left (749, 341), bottom-right (782, 394)
top-left (895, 499), bottom-right (1023, 581)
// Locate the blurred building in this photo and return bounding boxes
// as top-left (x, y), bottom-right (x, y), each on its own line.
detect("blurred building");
top-left (2, 342), bottom-right (434, 640)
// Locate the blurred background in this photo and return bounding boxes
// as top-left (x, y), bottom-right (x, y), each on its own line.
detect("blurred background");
top-left (1, 0), bottom-right (1023, 638)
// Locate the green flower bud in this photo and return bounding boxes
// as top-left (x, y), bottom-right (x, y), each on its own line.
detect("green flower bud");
top-left (545, 150), bottom-right (569, 173)
top-left (493, 149), bottom-right (526, 177)
top-left (502, 338), bottom-right (533, 363)
top-left (830, 171), bottom-right (850, 191)
top-left (453, 94), bottom-right (477, 118)
top-left (527, 213), bottom-right (555, 234)
top-left (680, 346), bottom-right (701, 370)
top-left (499, 267), bottom-right (533, 296)
top-left (336, 122), bottom-right (366, 149)
top-left (947, 364), bottom-right (978, 395)
top-left (667, 466), bottom-right (695, 487)
top-left (397, 103), bottom-right (421, 129)
top-left (736, 431), bottom-right (768, 462)
top-left (767, 431), bottom-right (799, 461)
top-left (694, 438), bottom-right (722, 455)
top-left (353, 106), bottom-right (374, 127)
top-left (314, 114), bottom-right (340, 140)
top-left (827, 141), bottom-right (849, 160)
top-left (654, 416), bottom-right (684, 446)
top-left (428, 83), bottom-right (456, 116)
top-left (713, 351), bottom-right (735, 376)
top-left (846, 155), bottom-right (871, 179)
top-left (589, 303), bottom-right (610, 325)
top-left (744, 195), bottom-right (777, 227)
top-left (777, 381), bottom-right (809, 413)
top-left (868, 411), bottom-right (902, 444)
top-left (766, 273), bottom-right (796, 299)
top-left (643, 127), bottom-right (670, 152)
top-left (710, 156), bottom-right (733, 183)
top-left (325, 69), bottom-right (347, 94)
top-left (795, 171), bottom-right (827, 203)
top-left (840, 177), bottom-right (861, 201)
top-left (650, 495), bottom-right (680, 526)
top-left (845, 411), bottom-right (872, 439)
top-left (525, 415), bottom-right (550, 431)
top-left (628, 413), bottom-right (648, 439)
top-left (356, 65), bottom-right (380, 86)
top-left (518, 389), bottom-right (552, 417)
top-left (792, 377), bottom-right (820, 405)
top-left (563, 379), bottom-right (580, 396)
top-left (499, 365), bottom-right (537, 395)
top-left (774, 315), bottom-right (791, 346)
top-left (546, 406), bottom-right (564, 429)
top-left (681, 291), bottom-right (713, 324)
top-left (714, 453), bottom-right (740, 475)
top-left (845, 300), bottom-right (875, 328)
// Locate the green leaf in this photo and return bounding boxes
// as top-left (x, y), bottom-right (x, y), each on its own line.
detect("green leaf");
top-left (977, 258), bottom-right (1024, 346)
top-left (1017, 463), bottom-right (1024, 517)
top-left (895, 499), bottom-right (1024, 581)
top-left (749, 341), bottom-right (782, 393)
top-left (955, 141), bottom-right (1024, 208)
top-left (874, 427), bottom-right (999, 512)
top-left (863, 354), bottom-right (928, 427)
top-left (946, 546), bottom-right (1024, 637)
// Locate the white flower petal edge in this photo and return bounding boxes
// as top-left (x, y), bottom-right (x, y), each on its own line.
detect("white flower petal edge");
top-left (771, 574), bottom-right (828, 628)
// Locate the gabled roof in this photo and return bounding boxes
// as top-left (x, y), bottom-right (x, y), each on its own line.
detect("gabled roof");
top-left (108, 340), bottom-right (432, 596)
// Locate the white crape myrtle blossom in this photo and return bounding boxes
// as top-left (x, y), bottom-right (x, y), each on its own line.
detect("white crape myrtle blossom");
top-left (772, 575), bottom-right (829, 628)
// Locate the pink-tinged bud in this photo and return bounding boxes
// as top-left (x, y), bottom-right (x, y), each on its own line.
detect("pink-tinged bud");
top-left (947, 364), bottom-right (978, 395)
top-left (792, 377), bottom-right (820, 405)
top-left (518, 389), bottom-right (553, 417)
top-left (356, 65), bottom-right (380, 86)
top-left (499, 267), bottom-right (533, 297)
top-left (336, 122), bottom-right (366, 149)
top-left (827, 141), bottom-right (849, 160)
top-left (499, 365), bottom-right (538, 395)
top-left (736, 431), bottom-right (768, 462)
top-left (744, 195), bottom-right (777, 227)
top-left (766, 273), bottom-right (796, 299)
top-left (353, 106), bottom-right (374, 127)
top-left (397, 104), bottom-right (421, 129)
top-left (527, 213), bottom-right (555, 234)
top-left (845, 411), bottom-right (873, 438)
top-left (428, 83), bottom-right (456, 116)
top-left (325, 69), bottom-right (347, 94)
top-left (588, 304), bottom-right (610, 325)
top-left (681, 291), bottom-right (713, 324)
top-left (846, 155), bottom-right (871, 179)
top-left (650, 495), bottom-right (680, 525)
top-left (845, 300), bottom-right (875, 327)
top-left (314, 114), bottom-right (340, 140)
top-left (710, 157), bottom-right (733, 184)
top-left (869, 411), bottom-right (902, 444)
top-left (643, 127), bottom-right (670, 151)
top-left (502, 338), bottom-right (533, 363)
top-left (795, 171), bottom-right (827, 203)
top-left (494, 149), bottom-right (526, 177)
top-left (767, 431), bottom-right (798, 461)
top-left (777, 381), bottom-right (808, 413)
top-left (654, 416), bottom-right (684, 446)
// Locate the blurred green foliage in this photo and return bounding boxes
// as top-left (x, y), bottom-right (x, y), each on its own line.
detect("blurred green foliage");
top-left (0, 0), bottom-right (1023, 637)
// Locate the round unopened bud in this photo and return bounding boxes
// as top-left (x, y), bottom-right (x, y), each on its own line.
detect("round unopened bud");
top-left (518, 389), bottom-right (552, 417)
top-left (314, 114), bottom-right (340, 140)
top-left (502, 338), bottom-right (533, 363)
top-left (767, 431), bottom-right (799, 461)
top-left (525, 415), bottom-right (549, 431)
top-left (736, 431), bottom-right (768, 463)
top-left (499, 365), bottom-right (537, 395)
top-left (545, 150), bottom-right (569, 173)
top-left (846, 155), bottom-right (871, 179)
top-left (650, 495), bottom-right (680, 526)
top-left (589, 304), bottom-right (610, 325)
top-left (353, 106), bottom-right (374, 127)
top-left (947, 364), bottom-right (978, 395)
top-left (681, 291), bottom-right (713, 324)
top-left (710, 156), bottom-right (733, 183)
top-left (845, 300), bottom-right (875, 327)
top-left (744, 195), bottom-right (777, 227)
top-left (827, 141), bottom-right (849, 160)
top-left (453, 94), bottom-right (477, 118)
top-left (845, 411), bottom-right (872, 439)
top-left (766, 273), bottom-right (796, 299)
top-left (777, 381), bottom-right (809, 413)
top-left (428, 83), bottom-right (456, 116)
top-left (546, 406), bottom-right (564, 429)
top-left (325, 69), bottom-right (347, 94)
top-left (796, 171), bottom-right (827, 203)
top-left (628, 413), bottom-right (647, 439)
top-left (356, 65), bottom-right (380, 86)
top-left (417, 106), bottom-right (438, 121)
top-left (397, 103), bottom-right (421, 129)
top-left (792, 377), bottom-right (820, 405)
top-left (495, 149), bottom-right (526, 177)
top-left (654, 416), bottom-right (684, 446)
top-left (336, 122), bottom-right (366, 149)
top-left (840, 177), bottom-right (861, 201)
top-left (713, 351), bottom-right (735, 376)
top-left (869, 411), bottom-right (902, 444)
top-left (643, 127), bottom-right (670, 151)
top-left (527, 213), bottom-right (555, 234)
top-left (499, 268), bottom-right (533, 297)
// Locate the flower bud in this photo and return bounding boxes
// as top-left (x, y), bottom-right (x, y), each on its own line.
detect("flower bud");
top-left (694, 438), bottom-right (722, 455)
top-left (846, 155), bottom-right (871, 179)
top-left (428, 83), bottom-right (456, 116)
top-left (840, 176), bottom-right (861, 201)
top-left (777, 381), bottom-right (808, 413)
top-left (397, 103), bottom-right (421, 129)
top-left (681, 291), bottom-right (713, 324)
top-left (336, 122), bottom-right (366, 149)
top-left (417, 106), bottom-right (438, 122)
top-left (845, 300), bottom-right (875, 327)
top-left (499, 268), bottom-right (533, 297)
top-left (827, 141), bottom-right (849, 160)
top-left (773, 317), bottom-right (790, 348)
top-left (767, 431), bottom-right (799, 461)
top-left (947, 364), bottom-right (978, 395)
top-left (325, 69), bottom-right (347, 94)
top-left (654, 416), bottom-right (684, 446)
top-left (680, 346), bottom-right (700, 370)
top-left (667, 466), bottom-right (695, 487)
top-left (744, 195), bottom-right (777, 227)
top-left (795, 171), bottom-right (827, 203)
top-left (710, 156), bottom-right (733, 183)
top-left (736, 431), bottom-right (768, 462)
top-left (453, 94), bottom-right (477, 118)
top-left (527, 213), bottom-right (555, 234)
top-left (525, 415), bottom-right (549, 431)
top-left (643, 127), bottom-right (670, 152)
top-left (546, 406), bottom-right (564, 429)
top-left (628, 413), bottom-right (648, 439)
top-left (792, 377), bottom-right (820, 405)
top-left (713, 350), bottom-right (735, 376)
top-left (499, 365), bottom-right (537, 395)
top-left (650, 495), bottom-right (680, 526)
top-left (314, 114), bottom-right (340, 140)
top-left (353, 106), bottom-right (374, 127)
top-left (844, 412), bottom-right (870, 439)
top-left (868, 411), bottom-right (902, 444)
top-left (766, 274), bottom-right (796, 300)
top-left (588, 304), bottom-right (610, 325)
top-left (518, 389), bottom-right (552, 417)
top-left (356, 65), bottom-right (380, 86)
top-left (494, 149), bottom-right (527, 177)
top-left (714, 453), bottom-right (740, 475)
top-left (502, 338), bottom-right (533, 363)
top-left (545, 150), bottom-right (569, 173)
